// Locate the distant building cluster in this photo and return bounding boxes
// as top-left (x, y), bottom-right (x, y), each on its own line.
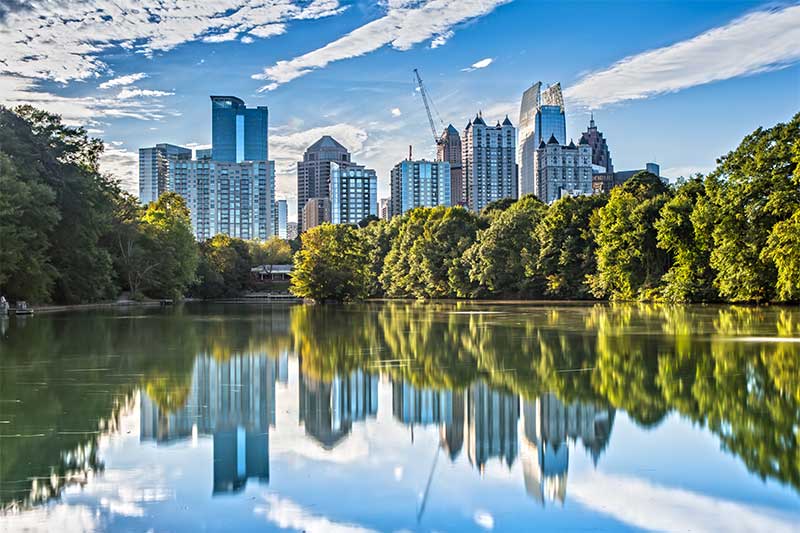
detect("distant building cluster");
top-left (137, 84), bottom-right (665, 239)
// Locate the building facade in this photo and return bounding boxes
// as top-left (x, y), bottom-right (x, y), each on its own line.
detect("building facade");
top-left (273, 199), bottom-right (288, 239)
top-left (534, 135), bottom-right (593, 204)
top-left (138, 143), bottom-right (192, 204)
top-left (330, 163), bottom-right (377, 225)
top-left (302, 197), bottom-right (330, 231)
top-left (518, 83), bottom-right (566, 196)
top-left (379, 198), bottom-right (390, 220)
top-left (389, 159), bottom-right (451, 217)
top-left (580, 114), bottom-right (613, 173)
top-left (210, 96), bottom-right (268, 163)
top-left (170, 159), bottom-right (273, 240)
top-left (296, 136), bottom-right (351, 231)
top-left (286, 222), bottom-right (298, 240)
top-left (437, 125), bottom-right (463, 206)
top-left (462, 114), bottom-right (517, 211)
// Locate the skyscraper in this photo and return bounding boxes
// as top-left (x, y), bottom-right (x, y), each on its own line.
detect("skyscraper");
top-left (170, 159), bottom-right (273, 240)
top-left (580, 114), bottom-right (613, 173)
top-left (534, 135), bottom-right (593, 204)
top-left (379, 197), bottom-right (390, 220)
top-left (273, 199), bottom-right (288, 239)
top-left (437, 125), bottom-right (463, 205)
top-left (302, 197), bottom-right (330, 231)
top-left (465, 381), bottom-right (519, 472)
top-left (518, 82), bottom-right (567, 196)
top-left (389, 159), bottom-right (450, 217)
top-left (330, 162), bottom-right (377, 225)
top-left (138, 143), bottom-right (192, 204)
top-left (462, 114), bottom-right (517, 211)
top-left (296, 136), bottom-right (351, 231)
top-left (211, 96), bottom-right (268, 163)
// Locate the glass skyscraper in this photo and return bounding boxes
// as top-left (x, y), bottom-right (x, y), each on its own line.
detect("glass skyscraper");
top-left (138, 143), bottom-right (191, 204)
top-left (517, 82), bottom-right (566, 196)
top-left (211, 96), bottom-right (268, 163)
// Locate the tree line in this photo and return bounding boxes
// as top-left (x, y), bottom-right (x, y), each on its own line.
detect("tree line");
top-left (292, 112), bottom-right (800, 303)
top-left (0, 106), bottom-right (292, 304)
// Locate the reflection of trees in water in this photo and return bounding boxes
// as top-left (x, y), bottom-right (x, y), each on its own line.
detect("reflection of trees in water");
top-left (291, 302), bottom-right (800, 493)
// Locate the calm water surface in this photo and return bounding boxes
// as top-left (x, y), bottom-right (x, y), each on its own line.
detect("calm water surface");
top-left (1, 302), bottom-right (798, 532)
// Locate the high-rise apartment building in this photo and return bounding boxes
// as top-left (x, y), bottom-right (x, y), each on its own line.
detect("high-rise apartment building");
top-left (302, 197), bottom-right (330, 231)
top-left (437, 125), bottom-right (463, 206)
top-left (518, 82), bottom-right (567, 196)
top-left (138, 143), bottom-right (192, 204)
top-left (580, 114), bottom-right (613, 173)
top-left (273, 199), bottom-right (288, 239)
top-left (170, 159), bottom-right (273, 240)
top-left (389, 159), bottom-right (451, 217)
top-left (462, 114), bottom-right (517, 212)
top-left (286, 222), bottom-right (298, 240)
top-left (296, 136), bottom-right (351, 231)
top-left (534, 135), bottom-right (593, 204)
top-left (210, 96), bottom-right (268, 163)
top-left (330, 162), bottom-right (377, 225)
top-left (379, 198), bottom-right (390, 221)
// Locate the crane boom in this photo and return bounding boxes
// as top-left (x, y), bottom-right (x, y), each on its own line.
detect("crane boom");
top-left (414, 68), bottom-right (443, 146)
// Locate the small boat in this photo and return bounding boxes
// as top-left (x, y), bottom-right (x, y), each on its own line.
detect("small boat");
top-left (14, 301), bottom-right (34, 316)
top-left (160, 299), bottom-right (174, 306)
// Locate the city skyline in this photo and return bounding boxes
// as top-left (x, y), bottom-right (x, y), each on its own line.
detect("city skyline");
top-left (1, 1), bottom-right (797, 223)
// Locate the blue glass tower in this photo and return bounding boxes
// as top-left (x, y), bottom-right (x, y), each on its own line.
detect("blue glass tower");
top-left (211, 96), bottom-right (268, 163)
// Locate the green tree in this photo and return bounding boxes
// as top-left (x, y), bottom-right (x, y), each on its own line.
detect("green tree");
top-left (192, 234), bottom-right (252, 299)
top-left (537, 194), bottom-right (607, 298)
top-left (707, 113), bottom-right (800, 302)
top-left (589, 172), bottom-right (672, 300)
top-left (465, 195), bottom-right (547, 297)
top-left (0, 153), bottom-right (60, 302)
top-left (763, 210), bottom-right (800, 301)
top-left (381, 207), bottom-right (480, 298)
top-left (139, 193), bottom-right (199, 299)
top-left (249, 236), bottom-right (292, 266)
top-left (291, 223), bottom-right (370, 301)
top-left (655, 177), bottom-right (718, 302)
top-left (359, 218), bottom-right (400, 297)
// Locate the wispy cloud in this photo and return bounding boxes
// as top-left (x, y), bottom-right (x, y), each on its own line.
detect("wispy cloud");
top-left (564, 5), bottom-right (800, 108)
top-left (253, 0), bottom-right (511, 91)
top-left (99, 73), bottom-right (148, 90)
top-left (391, 107), bottom-right (402, 117)
top-left (116, 88), bottom-right (175, 100)
top-left (255, 494), bottom-right (377, 533)
top-left (462, 57), bottom-right (493, 72)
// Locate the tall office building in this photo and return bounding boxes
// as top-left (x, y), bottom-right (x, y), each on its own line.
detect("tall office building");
top-left (138, 143), bottom-right (192, 204)
top-left (534, 135), bottom-right (593, 204)
top-left (296, 136), bottom-right (351, 231)
top-left (462, 114), bottom-right (517, 211)
top-left (580, 114), bottom-right (613, 173)
top-left (379, 198), bottom-right (390, 220)
top-left (273, 199), bottom-right (288, 239)
top-left (518, 82), bottom-right (567, 196)
top-left (437, 125), bottom-right (463, 205)
top-left (170, 159), bottom-right (273, 240)
top-left (286, 222), bottom-right (298, 240)
top-left (210, 96), bottom-right (268, 163)
top-left (389, 159), bottom-right (451, 217)
top-left (330, 162), bottom-right (377, 225)
top-left (302, 197), bottom-right (330, 231)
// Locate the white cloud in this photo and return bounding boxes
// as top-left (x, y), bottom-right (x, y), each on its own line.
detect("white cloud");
top-left (391, 107), bottom-right (402, 117)
top-left (473, 510), bottom-right (494, 530)
top-left (430, 30), bottom-right (454, 49)
top-left (100, 146), bottom-right (139, 195)
top-left (249, 23), bottom-right (288, 38)
top-left (462, 57), bottom-right (493, 72)
top-left (570, 472), bottom-right (800, 533)
top-left (202, 28), bottom-right (240, 43)
top-left (241, 36), bottom-right (255, 44)
top-left (253, 0), bottom-right (511, 90)
top-left (99, 73), bottom-right (148, 89)
top-left (255, 494), bottom-right (378, 533)
top-left (564, 5), bottom-right (800, 109)
top-left (116, 88), bottom-right (175, 100)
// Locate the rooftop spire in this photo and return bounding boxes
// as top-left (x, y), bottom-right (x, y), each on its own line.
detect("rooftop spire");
top-left (589, 112), bottom-right (596, 129)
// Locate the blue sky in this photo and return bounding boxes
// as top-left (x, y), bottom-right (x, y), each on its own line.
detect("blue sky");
top-left (2, 1), bottom-right (799, 221)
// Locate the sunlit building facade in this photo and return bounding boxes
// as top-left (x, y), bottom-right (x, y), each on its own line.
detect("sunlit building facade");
top-left (389, 159), bottom-right (451, 217)
top-left (438, 125), bottom-right (463, 205)
top-left (138, 143), bottom-right (192, 204)
top-left (330, 162), bottom-right (377, 225)
top-left (462, 114), bottom-right (517, 211)
top-left (273, 199), bottom-right (288, 239)
top-left (519, 82), bottom-right (567, 196)
top-left (534, 135), bottom-right (593, 204)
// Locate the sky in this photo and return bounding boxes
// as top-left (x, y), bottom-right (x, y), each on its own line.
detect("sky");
top-left (1, 0), bottom-right (799, 222)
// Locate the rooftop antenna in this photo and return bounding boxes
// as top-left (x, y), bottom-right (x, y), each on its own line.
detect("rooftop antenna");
top-left (409, 145), bottom-right (413, 160)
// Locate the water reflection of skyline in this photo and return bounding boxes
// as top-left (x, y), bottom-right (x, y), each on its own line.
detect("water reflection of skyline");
top-left (140, 351), bottom-right (615, 505)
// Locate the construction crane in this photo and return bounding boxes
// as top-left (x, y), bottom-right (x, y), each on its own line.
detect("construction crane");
top-left (413, 68), bottom-right (445, 147)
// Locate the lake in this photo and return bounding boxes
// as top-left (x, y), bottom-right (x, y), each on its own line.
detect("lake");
top-left (0, 302), bottom-right (798, 532)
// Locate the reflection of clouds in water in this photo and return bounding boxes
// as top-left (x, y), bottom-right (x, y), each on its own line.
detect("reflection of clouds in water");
top-left (0, 503), bottom-right (98, 533)
top-left (570, 472), bottom-right (800, 533)
top-left (473, 509), bottom-right (495, 529)
top-left (255, 494), bottom-right (378, 533)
